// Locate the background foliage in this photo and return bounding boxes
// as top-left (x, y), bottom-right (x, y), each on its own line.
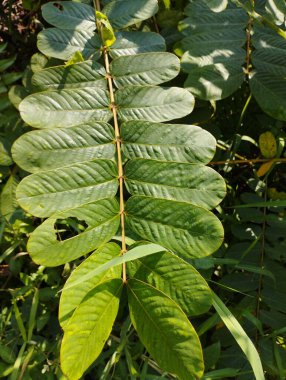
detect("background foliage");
top-left (0, 0), bottom-right (285, 379)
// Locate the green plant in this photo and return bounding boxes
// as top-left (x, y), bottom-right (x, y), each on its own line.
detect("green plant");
top-left (10, 1), bottom-right (229, 379)
top-left (178, 0), bottom-right (286, 120)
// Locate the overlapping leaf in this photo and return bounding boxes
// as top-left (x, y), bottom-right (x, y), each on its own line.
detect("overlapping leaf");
top-left (61, 278), bottom-right (123, 380)
top-left (16, 159), bottom-right (118, 217)
top-left (19, 88), bottom-right (112, 128)
top-left (125, 158), bottom-right (225, 209)
top-left (121, 120), bottom-right (217, 164)
top-left (127, 279), bottom-right (204, 380)
top-left (127, 251), bottom-right (212, 315)
top-left (59, 243), bottom-right (121, 329)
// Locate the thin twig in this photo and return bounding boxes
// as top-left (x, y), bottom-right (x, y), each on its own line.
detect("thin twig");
top-left (255, 182), bottom-right (267, 347)
top-left (209, 157), bottom-right (286, 166)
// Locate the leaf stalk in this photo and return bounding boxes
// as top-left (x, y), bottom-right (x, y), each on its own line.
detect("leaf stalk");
top-left (94, 0), bottom-right (127, 282)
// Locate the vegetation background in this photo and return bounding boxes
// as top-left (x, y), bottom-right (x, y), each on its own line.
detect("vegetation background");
top-left (0, 0), bottom-right (286, 379)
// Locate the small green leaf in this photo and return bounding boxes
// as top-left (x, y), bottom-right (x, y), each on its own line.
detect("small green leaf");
top-left (127, 279), bottom-right (204, 380)
top-left (259, 131), bottom-right (277, 158)
top-left (65, 51), bottom-right (84, 66)
top-left (96, 11), bottom-right (116, 47)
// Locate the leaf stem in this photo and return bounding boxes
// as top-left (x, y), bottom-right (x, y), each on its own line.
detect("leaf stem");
top-left (94, 0), bottom-right (127, 282)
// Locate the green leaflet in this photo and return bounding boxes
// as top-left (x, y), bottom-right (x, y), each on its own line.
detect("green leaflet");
top-left (61, 278), bottom-right (123, 380)
top-left (109, 31), bottom-right (166, 58)
top-left (27, 198), bottom-right (120, 266)
top-left (19, 88), bottom-right (112, 128)
top-left (37, 28), bottom-right (101, 61)
top-left (126, 196), bottom-right (224, 259)
top-left (32, 60), bottom-right (106, 91)
top-left (41, 1), bottom-right (96, 31)
top-left (11, 122), bottom-right (115, 172)
top-left (127, 250), bottom-right (212, 315)
top-left (125, 158), bottom-right (226, 209)
top-left (16, 159), bottom-right (118, 217)
top-left (121, 120), bottom-right (217, 164)
top-left (127, 279), bottom-right (204, 380)
top-left (110, 52), bottom-right (180, 87)
top-left (0, 174), bottom-right (19, 221)
top-left (59, 243), bottom-right (121, 329)
top-left (116, 86), bottom-right (195, 122)
top-left (103, 0), bottom-right (158, 29)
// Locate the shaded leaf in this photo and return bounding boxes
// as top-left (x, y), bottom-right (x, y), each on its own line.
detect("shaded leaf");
top-left (42, 1), bottom-right (96, 31)
top-left (110, 52), bottom-right (180, 88)
top-left (37, 28), bottom-right (101, 61)
top-left (103, 0), bottom-right (158, 29)
top-left (109, 31), bottom-right (165, 58)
